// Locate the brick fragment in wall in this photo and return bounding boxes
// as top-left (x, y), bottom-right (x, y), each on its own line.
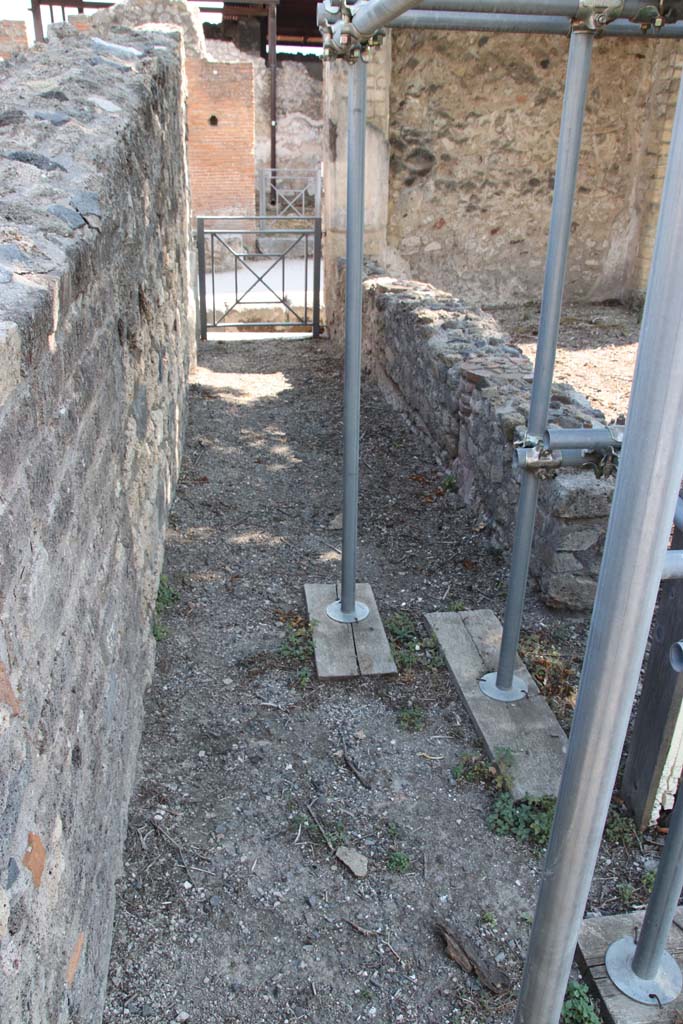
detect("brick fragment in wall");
top-left (327, 262), bottom-right (614, 610)
top-left (0, 20), bottom-right (28, 60)
top-left (0, 24), bottom-right (194, 1024)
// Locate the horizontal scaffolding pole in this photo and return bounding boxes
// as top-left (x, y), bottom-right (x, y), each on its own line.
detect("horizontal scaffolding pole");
top-left (417, 0), bottom-right (642, 16)
top-left (347, 0), bottom-right (681, 39)
top-left (661, 551), bottom-right (683, 580)
top-left (391, 9), bottom-right (683, 33)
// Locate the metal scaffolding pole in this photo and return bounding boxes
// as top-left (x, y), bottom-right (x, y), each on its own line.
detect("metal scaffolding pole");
top-left (391, 9), bottom-right (683, 33)
top-left (417, 0), bottom-right (642, 15)
top-left (606, 770), bottom-right (683, 1004)
top-left (327, 59), bottom-right (370, 625)
top-left (480, 28), bottom-right (593, 702)
top-left (514, 66), bottom-right (683, 1024)
top-left (268, 4), bottom-right (277, 204)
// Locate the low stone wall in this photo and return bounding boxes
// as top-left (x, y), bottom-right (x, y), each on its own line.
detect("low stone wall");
top-left (329, 268), bottom-right (614, 610)
top-left (0, 25), bottom-right (194, 1023)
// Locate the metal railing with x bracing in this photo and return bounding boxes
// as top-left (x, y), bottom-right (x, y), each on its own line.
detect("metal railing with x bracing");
top-left (257, 167), bottom-right (322, 218)
top-left (196, 215), bottom-right (322, 338)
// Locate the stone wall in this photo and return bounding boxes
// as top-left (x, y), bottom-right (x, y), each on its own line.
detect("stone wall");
top-left (322, 31), bottom-right (681, 307)
top-left (329, 267), bottom-right (613, 610)
top-left (386, 30), bottom-right (677, 305)
top-left (0, 24), bottom-right (193, 1023)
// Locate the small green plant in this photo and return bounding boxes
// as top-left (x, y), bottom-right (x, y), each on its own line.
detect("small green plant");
top-left (487, 792), bottom-right (557, 851)
top-left (560, 980), bottom-right (602, 1024)
top-left (386, 850), bottom-right (411, 874)
top-left (603, 807), bottom-right (638, 849)
top-left (642, 869), bottom-right (656, 894)
top-left (296, 666), bottom-right (312, 688)
top-left (156, 575), bottom-right (178, 613)
top-left (152, 619), bottom-right (169, 642)
top-left (617, 882), bottom-right (635, 906)
top-left (398, 707), bottom-right (426, 732)
top-left (385, 612), bottom-right (445, 672)
top-left (385, 821), bottom-right (401, 840)
top-left (280, 621), bottom-right (314, 663)
top-left (480, 910), bottom-right (497, 928)
top-left (447, 599), bottom-right (466, 612)
top-left (442, 474), bottom-right (456, 492)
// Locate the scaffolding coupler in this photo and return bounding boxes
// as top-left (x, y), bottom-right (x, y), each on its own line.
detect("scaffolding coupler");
top-left (516, 424), bottom-right (624, 478)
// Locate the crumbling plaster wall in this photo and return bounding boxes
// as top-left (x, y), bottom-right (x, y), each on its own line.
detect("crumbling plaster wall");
top-left (387, 30), bottom-right (679, 304)
top-left (323, 31), bottom-right (680, 307)
top-left (0, 24), bottom-right (193, 1023)
top-left (329, 267), bottom-right (613, 610)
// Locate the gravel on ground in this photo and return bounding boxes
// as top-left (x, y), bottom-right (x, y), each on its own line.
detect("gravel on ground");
top-left (104, 317), bottom-right (658, 1024)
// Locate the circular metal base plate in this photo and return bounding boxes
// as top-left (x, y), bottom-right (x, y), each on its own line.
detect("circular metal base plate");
top-left (605, 935), bottom-right (682, 1005)
top-left (479, 671), bottom-right (529, 702)
top-left (326, 600), bottom-right (370, 624)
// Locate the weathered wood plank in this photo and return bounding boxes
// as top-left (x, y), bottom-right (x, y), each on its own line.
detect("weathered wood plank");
top-left (351, 584), bottom-right (397, 677)
top-left (426, 610), bottom-right (567, 800)
top-left (577, 910), bottom-right (683, 1023)
top-left (305, 583), bottom-right (358, 680)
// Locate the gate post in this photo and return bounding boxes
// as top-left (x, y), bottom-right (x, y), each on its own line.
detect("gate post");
top-left (312, 217), bottom-right (322, 338)
top-left (196, 217), bottom-right (207, 342)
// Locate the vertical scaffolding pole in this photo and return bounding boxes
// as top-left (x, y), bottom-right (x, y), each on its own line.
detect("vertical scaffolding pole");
top-left (268, 3), bottom-right (277, 206)
top-left (481, 29), bottom-right (594, 702)
top-left (605, 766), bottom-right (683, 1003)
top-left (327, 59), bottom-right (370, 624)
top-left (514, 66), bottom-right (683, 1024)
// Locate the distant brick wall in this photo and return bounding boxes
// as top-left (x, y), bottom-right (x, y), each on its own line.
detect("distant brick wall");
top-left (0, 20), bottom-right (28, 60)
top-left (186, 57), bottom-right (255, 218)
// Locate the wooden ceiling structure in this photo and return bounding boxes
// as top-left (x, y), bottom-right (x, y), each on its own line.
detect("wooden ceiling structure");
top-left (29, 0), bottom-right (322, 46)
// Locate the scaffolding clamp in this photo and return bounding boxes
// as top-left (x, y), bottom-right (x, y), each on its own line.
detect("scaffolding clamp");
top-left (574, 0), bottom-right (624, 29)
top-left (318, 0), bottom-right (385, 61)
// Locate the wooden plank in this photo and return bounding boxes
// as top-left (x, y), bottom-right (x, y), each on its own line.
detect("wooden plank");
top-left (305, 584), bottom-right (397, 681)
top-left (305, 583), bottom-right (358, 681)
top-left (622, 523), bottom-right (683, 828)
top-left (426, 610), bottom-right (567, 800)
top-left (577, 910), bottom-right (683, 1024)
top-left (351, 584), bottom-right (397, 677)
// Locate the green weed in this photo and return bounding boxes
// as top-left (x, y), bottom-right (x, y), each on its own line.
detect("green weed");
top-left (603, 808), bottom-right (638, 849)
top-left (560, 981), bottom-right (602, 1024)
top-left (156, 574), bottom-right (178, 613)
top-left (280, 621), bottom-right (314, 663)
top-left (385, 611), bottom-right (445, 672)
top-left (398, 707), bottom-right (426, 732)
top-left (642, 869), bottom-right (656, 894)
top-left (386, 850), bottom-right (411, 874)
top-left (487, 792), bottom-right (556, 851)
top-left (152, 619), bottom-right (169, 642)
top-left (617, 882), bottom-right (635, 906)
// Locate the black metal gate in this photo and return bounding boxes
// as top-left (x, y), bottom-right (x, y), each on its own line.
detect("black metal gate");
top-left (197, 215), bottom-right (322, 338)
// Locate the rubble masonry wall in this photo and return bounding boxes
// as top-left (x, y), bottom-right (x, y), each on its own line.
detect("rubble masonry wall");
top-left (0, 25), bottom-right (194, 1022)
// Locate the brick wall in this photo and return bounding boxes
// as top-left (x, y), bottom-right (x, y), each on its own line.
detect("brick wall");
top-left (0, 20), bottom-right (28, 60)
top-left (186, 57), bottom-right (255, 217)
top-left (0, 26), bottom-right (194, 1023)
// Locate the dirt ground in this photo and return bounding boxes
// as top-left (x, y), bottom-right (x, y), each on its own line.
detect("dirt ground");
top-left (103, 311), bottom-right (659, 1024)
top-left (490, 302), bottom-right (640, 423)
